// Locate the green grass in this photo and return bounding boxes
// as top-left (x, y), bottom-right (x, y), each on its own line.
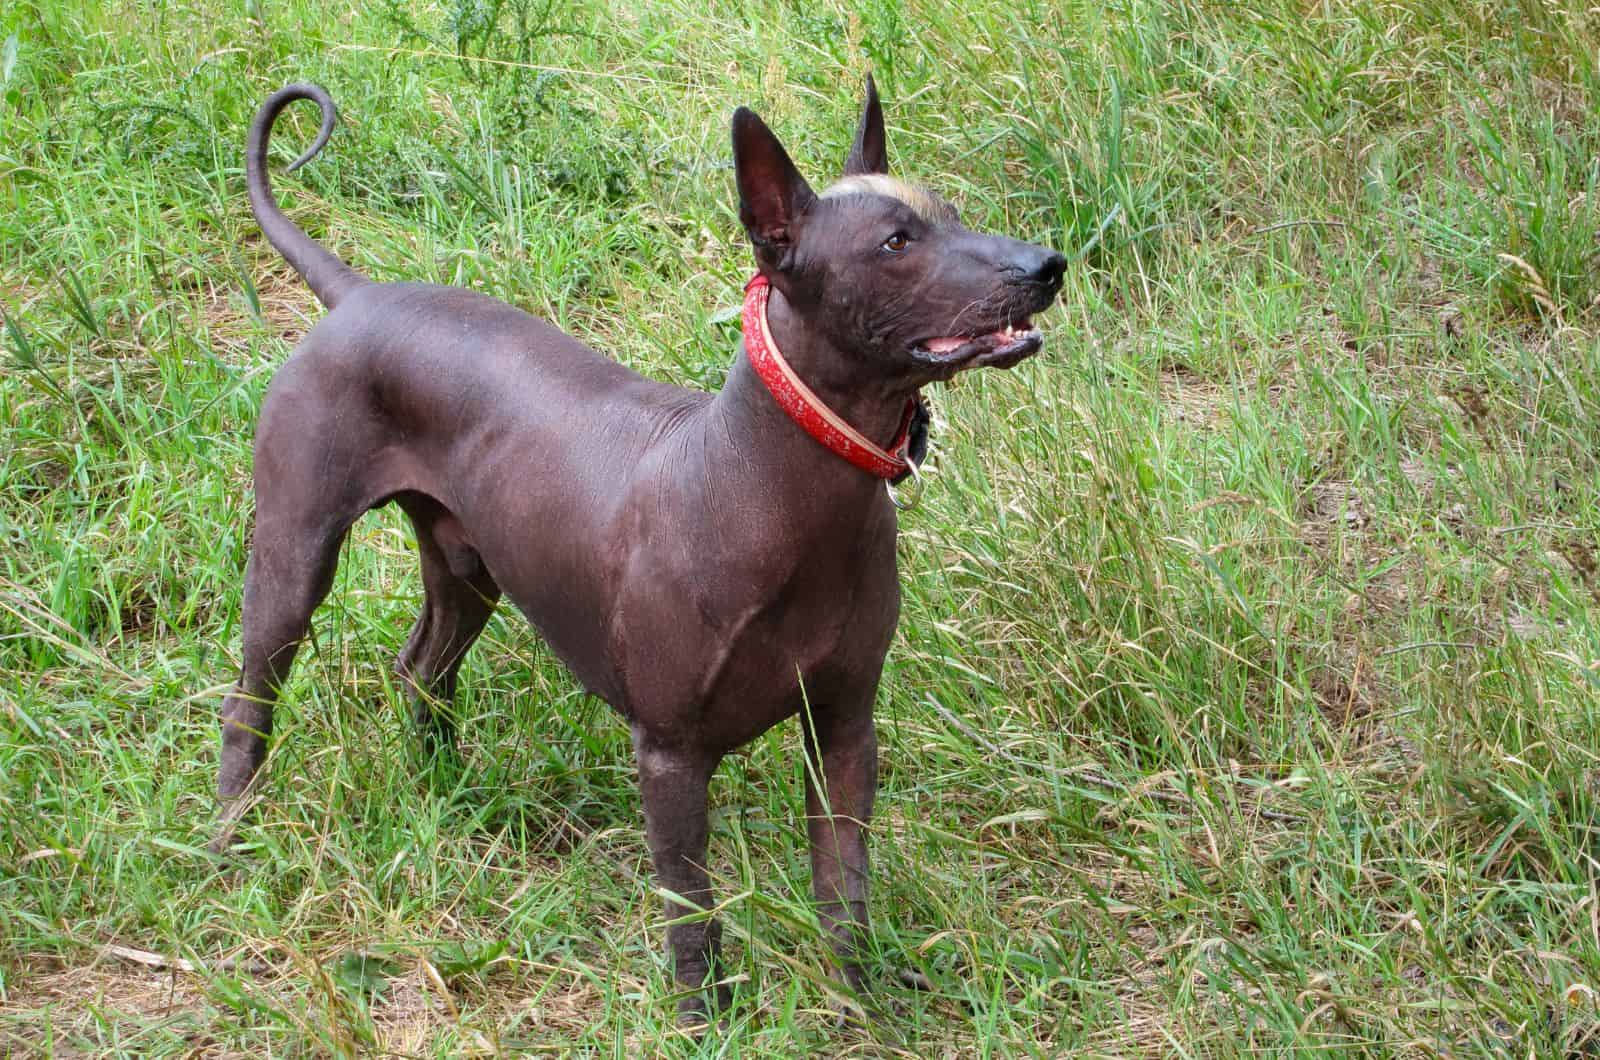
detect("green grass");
top-left (3, 0), bottom-right (1600, 1054)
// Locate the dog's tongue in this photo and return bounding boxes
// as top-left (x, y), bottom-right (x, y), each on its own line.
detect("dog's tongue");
top-left (923, 336), bottom-right (967, 354)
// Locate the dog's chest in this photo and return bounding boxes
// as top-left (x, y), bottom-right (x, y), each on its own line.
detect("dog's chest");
top-left (609, 524), bottom-right (900, 747)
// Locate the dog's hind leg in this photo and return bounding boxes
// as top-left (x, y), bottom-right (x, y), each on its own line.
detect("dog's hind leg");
top-left (393, 493), bottom-right (500, 755)
top-left (210, 366), bottom-right (385, 855)
top-left (210, 507), bottom-right (352, 854)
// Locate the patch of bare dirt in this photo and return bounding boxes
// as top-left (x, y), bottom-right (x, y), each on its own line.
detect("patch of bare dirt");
top-left (1297, 478), bottom-right (1374, 550)
top-left (1, 954), bottom-right (210, 1051)
top-left (196, 264), bottom-right (319, 362)
top-left (1558, 536), bottom-right (1600, 606)
top-left (1531, 75), bottom-right (1588, 133)
top-left (0, 271), bottom-right (48, 314)
top-left (1, 947), bottom-right (643, 1055)
top-left (367, 966), bottom-right (460, 1053)
top-left (1308, 647), bottom-right (1381, 732)
top-left (1158, 365), bottom-right (1230, 427)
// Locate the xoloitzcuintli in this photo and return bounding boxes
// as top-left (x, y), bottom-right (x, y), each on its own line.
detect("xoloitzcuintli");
top-left (213, 77), bottom-right (1065, 1024)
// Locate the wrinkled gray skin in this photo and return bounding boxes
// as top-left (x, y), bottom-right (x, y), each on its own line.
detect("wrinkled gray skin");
top-left (213, 78), bottom-right (1065, 1023)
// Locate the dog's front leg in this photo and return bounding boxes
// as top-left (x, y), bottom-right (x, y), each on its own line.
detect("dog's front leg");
top-left (633, 730), bottom-right (730, 1024)
top-left (803, 706), bottom-right (878, 1001)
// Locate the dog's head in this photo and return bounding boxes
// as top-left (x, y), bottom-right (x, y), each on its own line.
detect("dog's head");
top-left (732, 76), bottom-right (1065, 385)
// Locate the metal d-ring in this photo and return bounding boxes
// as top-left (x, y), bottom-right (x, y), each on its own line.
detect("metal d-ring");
top-left (887, 458), bottom-right (925, 511)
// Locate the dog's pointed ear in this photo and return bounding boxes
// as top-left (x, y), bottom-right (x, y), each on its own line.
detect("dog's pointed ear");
top-left (732, 107), bottom-right (816, 267)
top-left (843, 73), bottom-right (888, 176)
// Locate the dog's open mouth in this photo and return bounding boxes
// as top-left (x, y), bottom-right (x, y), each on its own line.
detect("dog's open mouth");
top-left (912, 319), bottom-right (1043, 370)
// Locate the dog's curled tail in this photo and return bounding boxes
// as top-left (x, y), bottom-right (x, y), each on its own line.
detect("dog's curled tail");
top-left (247, 84), bottom-right (368, 310)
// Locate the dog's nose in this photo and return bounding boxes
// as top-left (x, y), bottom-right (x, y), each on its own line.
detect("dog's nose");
top-left (1030, 250), bottom-right (1067, 289)
top-left (1006, 247), bottom-right (1067, 290)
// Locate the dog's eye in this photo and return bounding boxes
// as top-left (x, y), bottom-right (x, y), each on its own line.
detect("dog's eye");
top-left (880, 232), bottom-right (911, 254)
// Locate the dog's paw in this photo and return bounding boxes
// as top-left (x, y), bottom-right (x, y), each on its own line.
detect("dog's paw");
top-left (833, 996), bottom-right (908, 1041)
top-left (206, 821), bottom-right (247, 860)
top-left (831, 969), bottom-right (936, 1032)
top-left (833, 1000), bottom-right (873, 1032)
top-left (674, 1004), bottom-right (730, 1038)
top-left (896, 966), bottom-right (934, 992)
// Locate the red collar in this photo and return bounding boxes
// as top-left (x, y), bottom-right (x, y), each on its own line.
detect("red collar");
top-left (742, 273), bottom-right (916, 480)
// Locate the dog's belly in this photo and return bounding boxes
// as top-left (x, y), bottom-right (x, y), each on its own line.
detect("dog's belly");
top-left (436, 483), bottom-right (638, 708)
top-left (500, 582), bottom-right (631, 706)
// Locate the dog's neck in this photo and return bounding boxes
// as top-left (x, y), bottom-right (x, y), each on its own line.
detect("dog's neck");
top-left (710, 285), bottom-right (921, 505)
top-left (710, 283), bottom-right (916, 497)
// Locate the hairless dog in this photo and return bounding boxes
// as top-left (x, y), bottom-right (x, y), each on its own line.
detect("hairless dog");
top-left (213, 77), bottom-right (1065, 1024)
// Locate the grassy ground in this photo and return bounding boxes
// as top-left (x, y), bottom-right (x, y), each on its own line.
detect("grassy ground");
top-left (3, 0), bottom-right (1600, 1054)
